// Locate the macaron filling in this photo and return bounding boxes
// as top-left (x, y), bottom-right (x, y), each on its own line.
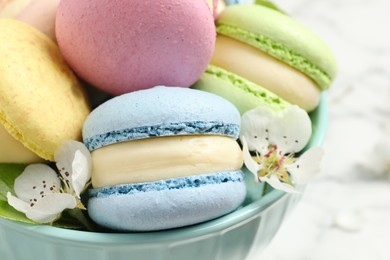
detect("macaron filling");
top-left (89, 171), bottom-right (244, 199)
top-left (84, 121), bottom-right (240, 151)
top-left (91, 135), bottom-right (243, 188)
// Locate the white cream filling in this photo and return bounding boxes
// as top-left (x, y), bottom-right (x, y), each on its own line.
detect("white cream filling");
top-left (91, 135), bottom-right (243, 188)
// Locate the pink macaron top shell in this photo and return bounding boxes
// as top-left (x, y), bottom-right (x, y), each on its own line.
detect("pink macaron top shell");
top-left (56, 0), bottom-right (216, 95)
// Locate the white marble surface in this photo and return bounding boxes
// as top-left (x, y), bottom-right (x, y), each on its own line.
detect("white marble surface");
top-left (251, 0), bottom-right (390, 259)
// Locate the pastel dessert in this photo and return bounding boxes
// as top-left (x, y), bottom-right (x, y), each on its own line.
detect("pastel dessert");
top-left (192, 4), bottom-right (337, 113)
top-left (84, 87), bottom-right (245, 231)
top-left (224, 0), bottom-right (255, 5)
top-left (0, 19), bottom-right (90, 163)
top-left (0, 0), bottom-right (31, 18)
top-left (16, 0), bottom-right (59, 41)
top-left (56, 0), bottom-right (216, 95)
top-left (207, 0), bottom-right (226, 16)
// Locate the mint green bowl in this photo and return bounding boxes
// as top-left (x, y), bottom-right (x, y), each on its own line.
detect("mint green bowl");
top-left (0, 95), bottom-right (328, 260)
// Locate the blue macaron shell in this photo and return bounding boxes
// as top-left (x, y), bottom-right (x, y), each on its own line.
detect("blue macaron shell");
top-left (88, 171), bottom-right (246, 231)
top-left (224, 0), bottom-right (254, 5)
top-left (83, 86), bottom-right (241, 151)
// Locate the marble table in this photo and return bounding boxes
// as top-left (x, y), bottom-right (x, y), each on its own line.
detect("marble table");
top-left (249, 0), bottom-right (390, 259)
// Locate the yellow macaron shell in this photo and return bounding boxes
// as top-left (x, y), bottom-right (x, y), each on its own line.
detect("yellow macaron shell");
top-left (211, 35), bottom-right (321, 111)
top-left (0, 123), bottom-right (42, 163)
top-left (91, 135), bottom-right (243, 189)
top-left (0, 19), bottom-right (90, 162)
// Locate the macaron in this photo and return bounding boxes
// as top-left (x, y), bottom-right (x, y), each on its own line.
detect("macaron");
top-left (84, 86), bottom-right (245, 231)
top-left (56, 0), bottom-right (216, 95)
top-left (206, 0), bottom-right (226, 17)
top-left (224, 0), bottom-right (255, 5)
top-left (0, 19), bottom-right (90, 163)
top-left (16, 0), bottom-right (59, 41)
top-left (0, 0), bottom-right (31, 18)
top-left (192, 4), bottom-right (337, 112)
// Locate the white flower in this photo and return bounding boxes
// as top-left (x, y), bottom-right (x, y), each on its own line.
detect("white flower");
top-left (7, 141), bottom-right (92, 224)
top-left (240, 105), bottom-right (324, 193)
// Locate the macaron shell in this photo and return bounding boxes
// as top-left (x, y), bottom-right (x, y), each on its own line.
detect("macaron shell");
top-left (192, 65), bottom-right (290, 114)
top-left (83, 87), bottom-right (241, 151)
top-left (224, 0), bottom-right (254, 4)
top-left (0, 0), bottom-right (31, 18)
top-left (217, 5), bottom-right (337, 90)
top-left (56, 0), bottom-right (216, 95)
top-left (206, 0), bottom-right (225, 16)
top-left (0, 19), bottom-right (90, 161)
top-left (0, 122), bottom-right (42, 163)
top-left (15, 0), bottom-right (59, 41)
top-left (88, 172), bottom-right (246, 231)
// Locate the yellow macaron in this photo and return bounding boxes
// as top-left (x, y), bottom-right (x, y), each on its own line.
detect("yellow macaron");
top-left (0, 19), bottom-right (90, 163)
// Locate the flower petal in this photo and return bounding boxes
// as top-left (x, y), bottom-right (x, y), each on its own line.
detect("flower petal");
top-left (240, 106), bottom-right (274, 154)
top-left (71, 149), bottom-right (92, 197)
top-left (242, 137), bottom-right (262, 182)
top-left (286, 146), bottom-right (324, 185)
top-left (13, 164), bottom-right (61, 202)
top-left (269, 105), bottom-right (312, 154)
top-left (260, 175), bottom-right (299, 193)
top-left (26, 193), bottom-right (77, 223)
top-left (7, 192), bottom-right (29, 214)
top-left (55, 140), bottom-right (92, 196)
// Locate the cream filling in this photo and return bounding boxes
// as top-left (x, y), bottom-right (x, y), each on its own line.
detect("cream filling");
top-left (0, 122), bottom-right (42, 163)
top-left (211, 35), bottom-right (321, 111)
top-left (91, 135), bottom-right (243, 188)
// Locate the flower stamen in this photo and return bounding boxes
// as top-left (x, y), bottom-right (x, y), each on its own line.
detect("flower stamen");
top-left (240, 105), bottom-right (323, 193)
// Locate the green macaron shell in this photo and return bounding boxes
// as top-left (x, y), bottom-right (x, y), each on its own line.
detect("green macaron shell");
top-left (192, 65), bottom-right (290, 114)
top-left (216, 5), bottom-right (337, 91)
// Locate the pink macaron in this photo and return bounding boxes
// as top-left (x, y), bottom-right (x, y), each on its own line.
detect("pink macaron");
top-left (56, 0), bottom-right (216, 95)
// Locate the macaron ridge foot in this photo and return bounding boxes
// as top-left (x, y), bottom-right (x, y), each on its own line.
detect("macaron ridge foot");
top-left (193, 65), bottom-right (291, 114)
top-left (84, 120), bottom-right (240, 152)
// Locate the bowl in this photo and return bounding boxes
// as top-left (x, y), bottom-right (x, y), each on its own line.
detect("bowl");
top-left (0, 94), bottom-right (328, 260)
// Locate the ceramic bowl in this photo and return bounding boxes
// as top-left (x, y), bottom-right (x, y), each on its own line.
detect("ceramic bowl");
top-left (0, 94), bottom-right (328, 260)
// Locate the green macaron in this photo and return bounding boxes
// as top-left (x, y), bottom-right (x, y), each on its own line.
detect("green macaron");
top-left (193, 4), bottom-right (337, 113)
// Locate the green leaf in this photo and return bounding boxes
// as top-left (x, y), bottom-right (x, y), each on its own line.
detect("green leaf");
top-left (53, 210), bottom-right (86, 230)
top-left (0, 164), bottom-right (35, 224)
top-left (0, 164), bottom-right (27, 201)
top-left (255, 0), bottom-right (285, 14)
top-left (57, 208), bottom-right (99, 231)
top-left (0, 200), bottom-right (36, 224)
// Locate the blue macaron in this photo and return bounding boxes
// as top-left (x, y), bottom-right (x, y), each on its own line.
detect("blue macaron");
top-left (83, 86), bottom-right (246, 231)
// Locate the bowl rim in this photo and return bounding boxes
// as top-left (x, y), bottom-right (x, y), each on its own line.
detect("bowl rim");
top-left (0, 93), bottom-right (328, 245)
